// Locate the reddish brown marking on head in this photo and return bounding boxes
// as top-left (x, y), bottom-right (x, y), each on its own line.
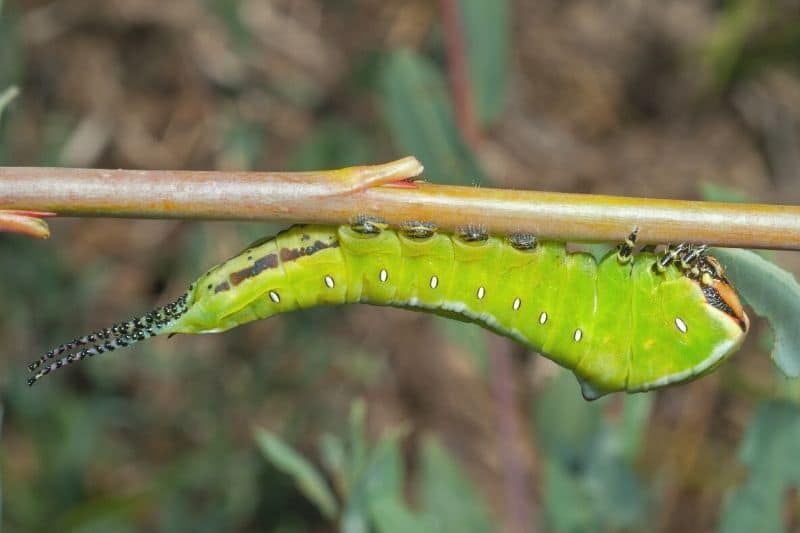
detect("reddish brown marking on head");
top-left (229, 253), bottom-right (279, 286)
top-left (699, 278), bottom-right (749, 333)
top-left (690, 254), bottom-right (749, 332)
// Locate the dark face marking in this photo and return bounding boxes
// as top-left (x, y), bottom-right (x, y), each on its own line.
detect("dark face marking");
top-left (214, 281), bottom-right (231, 293)
top-left (230, 254), bottom-right (279, 286)
top-left (701, 283), bottom-right (748, 332)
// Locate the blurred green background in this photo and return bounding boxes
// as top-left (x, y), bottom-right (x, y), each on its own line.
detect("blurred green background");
top-left (2, 0), bottom-right (800, 531)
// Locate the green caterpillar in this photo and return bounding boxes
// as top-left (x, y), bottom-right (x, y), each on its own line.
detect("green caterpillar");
top-left (27, 221), bottom-right (749, 399)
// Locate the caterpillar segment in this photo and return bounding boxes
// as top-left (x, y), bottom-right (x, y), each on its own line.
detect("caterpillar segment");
top-left (28, 223), bottom-right (749, 399)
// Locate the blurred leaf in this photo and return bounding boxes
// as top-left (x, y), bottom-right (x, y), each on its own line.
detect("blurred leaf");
top-left (0, 404), bottom-right (3, 528)
top-left (703, 0), bottom-right (766, 90)
top-left (254, 428), bottom-right (339, 520)
top-left (59, 491), bottom-right (155, 533)
top-left (699, 182), bottom-right (749, 203)
top-left (541, 459), bottom-right (593, 532)
top-left (219, 120), bottom-right (265, 171)
top-left (534, 371), bottom-right (604, 465)
top-left (319, 432), bottom-right (347, 493)
top-left (460, 0), bottom-right (510, 125)
top-left (419, 436), bottom-right (496, 533)
top-left (0, 85), bottom-right (17, 118)
top-left (733, 20), bottom-right (800, 81)
top-left (347, 398), bottom-right (368, 491)
top-left (719, 401), bottom-right (800, 533)
top-left (342, 435), bottom-right (404, 533)
top-left (284, 401), bottom-right (493, 532)
top-left (208, 0), bottom-right (253, 49)
top-left (614, 394), bottom-right (653, 462)
top-left (369, 498), bottom-right (437, 533)
top-left (705, 0), bottom-right (800, 88)
top-left (379, 49), bottom-right (486, 185)
top-left (289, 119), bottom-right (374, 171)
top-left (582, 455), bottom-right (649, 530)
top-left (434, 315), bottom-right (490, 375)
top-left (712, 248), bottom-right (800, 377)
top-left (535, 371), bottom-right (651, 532)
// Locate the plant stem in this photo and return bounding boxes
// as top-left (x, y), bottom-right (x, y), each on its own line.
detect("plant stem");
top-left (489, 336), bottom-right (536, 533)
top-left (440, 0), bottom-right (480, 147)
top-left (0, 157), bottom-right (798, 250)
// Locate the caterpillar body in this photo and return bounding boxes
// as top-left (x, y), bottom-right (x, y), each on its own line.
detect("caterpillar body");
top-left (28, 223), bottom-right (749, 399)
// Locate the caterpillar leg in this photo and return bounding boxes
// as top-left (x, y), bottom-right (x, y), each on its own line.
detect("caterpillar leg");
top-left (654, 243), bottom-right (686, 273)
top-left (654, 243), bottom-right (712, 279)
top-left (456, 224), bottom-right (489, 242)
top-left (616, 227), bottom-right (639, 264)
top-left (350, 214), bottom-right (387, 235)
top-left (508, 232), bottom-right (537, 250)
top-left (400, 220), bottom-right (438, 239)
top-left (679, 244), bottom-right (708, 268)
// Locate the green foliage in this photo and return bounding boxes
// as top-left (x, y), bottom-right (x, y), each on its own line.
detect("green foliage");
top-left (254, 429), bottom-right (339, 520)
top-left (0, 86), bottom-right (17, 118)
top-left (415, 437), bottom-right (495, 533)
top-left (719, 401), bottom-right (800, 533)
top-left (704, 0), bottom-right (766, 89)
top-left (379, 49), bottom-right (486, 185)
top-left (255, 400), bottom-right (494, 532)
top-left (433, 315), bottom-right (491, 376)
top-left (712, 248), bottom-right (800, 377)
top-left (534, 371), bottom-right (652, 532)
top-left (219, 120), bottom-right (266, 171)
top-left (704, 0), bottom-right (800, 89)
top-left (699, 182), bottom-right (750, 204)
top-left (0, 2), bottom-right (20, 87)
top-left (289, 118), bottom-right (374, 171)
top-left (460, 0), bottom-right (510, 126)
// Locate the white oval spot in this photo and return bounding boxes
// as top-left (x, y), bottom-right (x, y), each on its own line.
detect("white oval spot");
top-left (513, 297), bottom-right (522, 311)
top-left (675, 317), bottom-right (688, 334)
top-left (269, 290), bottom-right (281, 304)
top-left (539, 312), bottom-right (548, 325)
top-left (430, 275), bottom-right (439, 289)
top-left (324, 275), bottom-right (335, 289)
top-left (379, 269), bottom-right (388, 282)
top-left (573, 328), bottom-right (583, 342)
top-left (476, 286), bottom-right (486, 300)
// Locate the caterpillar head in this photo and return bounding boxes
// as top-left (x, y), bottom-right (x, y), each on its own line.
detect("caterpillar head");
top-left (697, 255), bottom-right (749, 333)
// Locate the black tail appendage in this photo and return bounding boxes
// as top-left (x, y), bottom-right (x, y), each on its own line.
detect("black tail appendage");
top-left (27, 294), bottom-right (188, 386)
